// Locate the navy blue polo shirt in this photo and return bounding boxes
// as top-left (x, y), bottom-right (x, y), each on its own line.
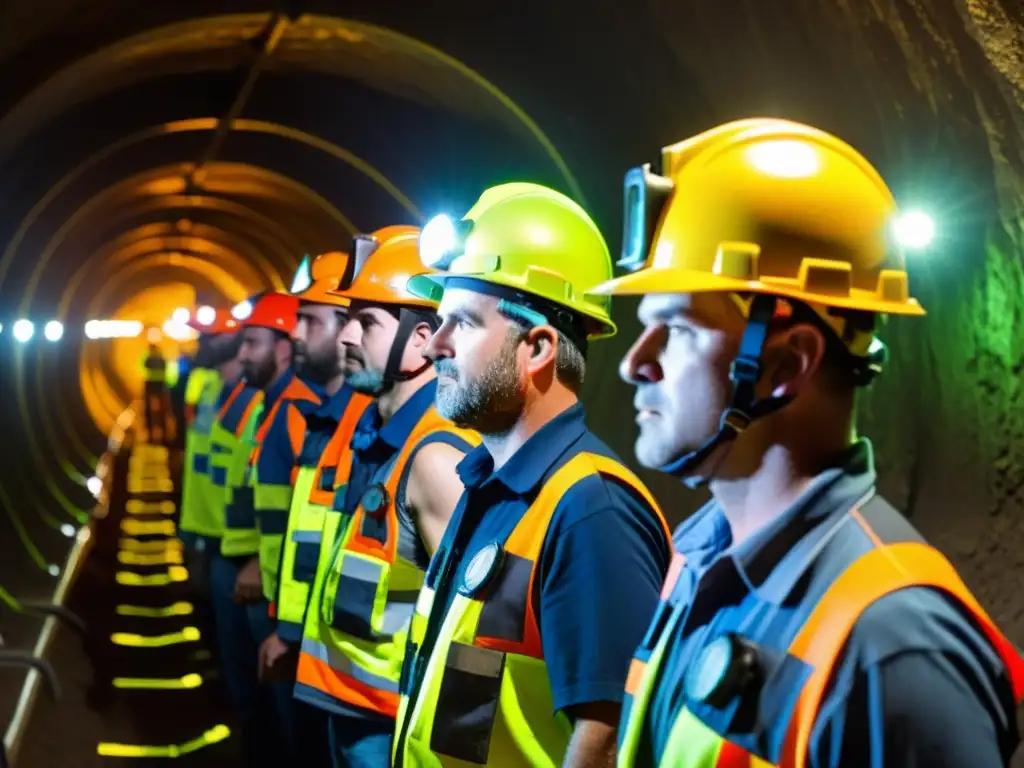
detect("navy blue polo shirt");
top-left (339, 379), bottom-right (439, 515)
top-left (632, 440), bottom-right (1019, 767)
top-left (428, 402), bottom-right (671, 714)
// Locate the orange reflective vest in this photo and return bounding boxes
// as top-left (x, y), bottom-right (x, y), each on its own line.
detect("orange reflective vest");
top-left (617, 495), bottom-right (1024, 768)
top-left (296, 406), bottom-right (479, 719)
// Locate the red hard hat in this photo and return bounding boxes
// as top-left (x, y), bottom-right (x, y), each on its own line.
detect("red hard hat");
top-left (242, 292), bottom-right (299, 333)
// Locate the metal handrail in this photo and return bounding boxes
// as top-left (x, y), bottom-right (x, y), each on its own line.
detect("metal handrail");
top-left (1, 522), bottom-right (93, 765)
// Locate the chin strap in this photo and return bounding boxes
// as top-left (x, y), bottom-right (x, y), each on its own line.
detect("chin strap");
top-left (379, 308), bottom-right (435, 394)
top-left (659, 294), bottom-right (792, 486)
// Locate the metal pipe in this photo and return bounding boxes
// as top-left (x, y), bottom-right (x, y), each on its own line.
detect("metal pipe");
top-left (186, 13), bottom-right (290, 189)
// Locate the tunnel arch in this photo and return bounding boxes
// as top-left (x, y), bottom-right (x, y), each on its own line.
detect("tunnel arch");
top-left (0, 13), bottom-right (584, 200)
top-left (0, 11), bottom-right (592, 516)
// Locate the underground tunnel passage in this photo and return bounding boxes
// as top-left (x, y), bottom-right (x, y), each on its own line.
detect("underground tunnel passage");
top-left (0, 0), bottom-right (1022, 765)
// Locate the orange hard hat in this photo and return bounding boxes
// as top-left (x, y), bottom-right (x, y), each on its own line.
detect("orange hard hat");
top-left (186, 307), bottom-right (238, 335)
top-left (290, 251), bottom-right (352, 307)
top-left (327, 225), bottom-right (440, 309)
top-left (240, 292), bottom-right (299, 334)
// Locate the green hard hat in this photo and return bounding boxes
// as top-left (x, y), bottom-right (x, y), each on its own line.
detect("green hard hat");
top-left (409, 182), bottom-right (617, 339)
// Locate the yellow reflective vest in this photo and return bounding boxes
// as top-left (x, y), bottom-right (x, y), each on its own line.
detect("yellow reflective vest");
top-left (393, 453), bottom-right (668, 768)
top-left (210, 382), bottom-right (264, 557)
top-left (275, 389), bottom-right (372, 642)
top-left (179, 368), bottom-right (223, 539)
top-left (250, 375), bottom-right (323, 602)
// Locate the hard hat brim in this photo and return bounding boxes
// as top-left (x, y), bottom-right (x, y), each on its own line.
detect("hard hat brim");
top-left (187, 318), bottom-right (238, 334)
top-left (408, 273), bottom-right (618, 339)
top-left (329, 277), bottom-right (439, 310)
top-left (591, 267), bottom-right (927, 316)
top-left (294, 280), bottom-right (351, 308)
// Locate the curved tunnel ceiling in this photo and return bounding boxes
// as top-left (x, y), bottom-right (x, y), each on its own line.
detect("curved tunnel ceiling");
top-left (0, 4), bottom-right (601, 591)
top-left (0, 0), bottom-right (1022, 640)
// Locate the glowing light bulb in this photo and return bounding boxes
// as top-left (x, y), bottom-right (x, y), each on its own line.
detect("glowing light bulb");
top-left (893, 210), bottom-right (936, 249)
top-left (13, 319), bottom-right (34, 343)
top-left (44, 320), bottom-right (64, 342)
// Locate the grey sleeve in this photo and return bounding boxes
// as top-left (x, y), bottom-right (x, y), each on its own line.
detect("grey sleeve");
top-left (808, 588), bottom-right (1019, 768)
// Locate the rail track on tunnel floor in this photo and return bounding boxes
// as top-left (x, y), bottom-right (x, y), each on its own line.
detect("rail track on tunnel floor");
top-left (7, 406), bottom-right (242, 766)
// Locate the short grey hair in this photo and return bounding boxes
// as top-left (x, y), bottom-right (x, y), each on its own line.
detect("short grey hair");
top-left (505, 320), bottom-right (586, 394)
top-left (554, 330), bottom-right (586, 393)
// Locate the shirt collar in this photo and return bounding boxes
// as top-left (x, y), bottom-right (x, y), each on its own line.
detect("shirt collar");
top-left (377, 378), bottom-right (438, 450)
top-left (262, 367), bottom-right (295, 412)
top-left (313, 384), bottom-right (356, 423)
top-left (672, 502), bottom-right (732, 574)
top-left (457, 402), bottom-right (588, 494)
top-left (724, 439), bottom-right (877, 604)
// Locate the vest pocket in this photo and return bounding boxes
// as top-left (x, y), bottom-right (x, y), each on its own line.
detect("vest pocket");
top-left (292, 540), bottom-right (320, 584)
top-left (226, 486), bottom-right (255, 529)
top-left (430, 641), bottom-right (505, 764)
top-left (328, 553), bottom-right (385, 640)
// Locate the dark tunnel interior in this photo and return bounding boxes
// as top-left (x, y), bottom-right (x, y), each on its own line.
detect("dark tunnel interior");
top-left (0, 0), bottom-right (1023, 762)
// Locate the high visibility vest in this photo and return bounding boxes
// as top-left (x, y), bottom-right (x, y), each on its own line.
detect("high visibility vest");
top-left (210, 383), bottom-right (264, 557)
top-left (183, 366), bottom-right (214, 427)
top-left (615, 495), bottom-right (1024, 768)
top-left (179, 369), bottom-right (223, 538)
top-left (296, 408), bottom-right (479, 720)
top-left (143, 352), bottom-right (167, 383)
top-left (165, 358), bottom-right (181, 389)
top-left (251, 377), bottom-right (323, 603)
top-left (393, 453), bottom-right (669, 768)
top-left (276, 392), bottom-right (372, 641)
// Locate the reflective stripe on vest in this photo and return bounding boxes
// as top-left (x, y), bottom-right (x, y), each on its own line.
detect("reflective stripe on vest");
top-left (617, 498), bottom-right (1024, 768)
top-left (277, 394), bottom-right (372, 640)
top-left (296, 408), bottom-right (479, 719)
top-left (214, 383), bottom-right (264, 557)
top-left (179, 373), bottom-right (224, 538)
top-left (253, 378), bottom-right (323, 602)
top-left (394, 452), bottom-right (670, 767)
top-left (183, 367), bottom-right (215, 426)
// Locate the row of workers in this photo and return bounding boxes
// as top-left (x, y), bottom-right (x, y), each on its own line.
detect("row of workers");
top-left (176, 117), bottom-right (1024, 767)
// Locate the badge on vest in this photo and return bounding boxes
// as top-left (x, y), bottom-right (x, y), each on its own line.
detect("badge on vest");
top-left (459, 541), bottom-right (504, 598)
top-left (360, 483), bottom-right (390, 519)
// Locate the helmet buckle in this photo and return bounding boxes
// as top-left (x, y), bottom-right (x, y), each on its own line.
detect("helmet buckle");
top-left (729, 356), bottom-right (761, 385)
top-left (720, 408), bottom-right (752, 434)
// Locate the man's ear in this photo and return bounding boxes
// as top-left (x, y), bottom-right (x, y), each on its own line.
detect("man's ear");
top-left (408, 321), bottom-right (436, 351)
top-left (765, 323), bottom-right (826, 398)
top-left (276, 336), bottom-right (294, 368)
top-left (523, 325), bottom-right (558, 375)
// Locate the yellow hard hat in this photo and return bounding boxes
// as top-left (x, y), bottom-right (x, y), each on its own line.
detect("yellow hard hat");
top-left (591, 118), bottom-right (926, 321)
top-left (328, 225), bottom-right (439, 309)
top-left (409, 183), bottom-right (617, 340)
top-left (290, 251), bottom-right (351, 307)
